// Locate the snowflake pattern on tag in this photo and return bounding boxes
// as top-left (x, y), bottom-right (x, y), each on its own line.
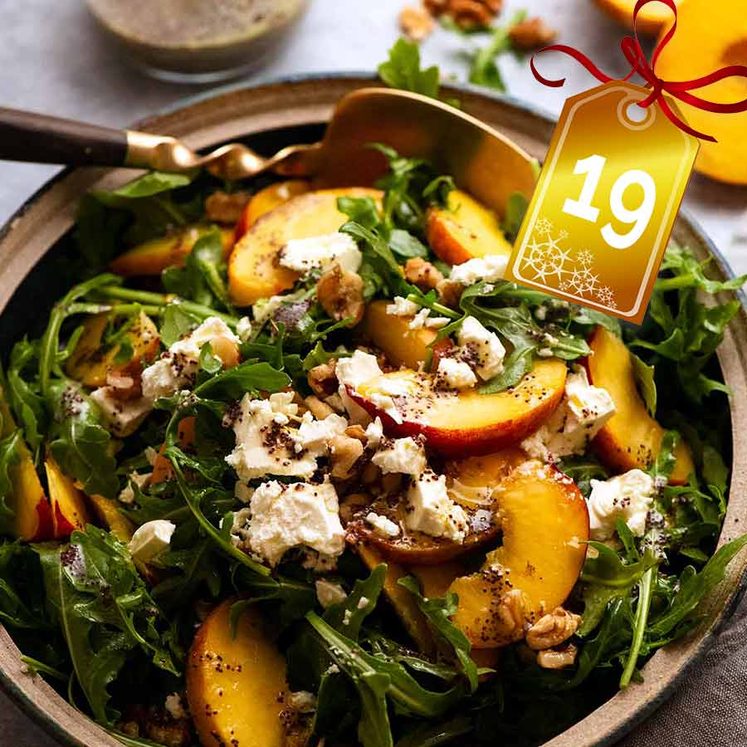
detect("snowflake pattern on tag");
top-left (519, 218), bottom-right (617, 310)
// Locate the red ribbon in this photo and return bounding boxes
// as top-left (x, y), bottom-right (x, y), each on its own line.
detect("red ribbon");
top-left (530, 0), bottom-right (747, 142)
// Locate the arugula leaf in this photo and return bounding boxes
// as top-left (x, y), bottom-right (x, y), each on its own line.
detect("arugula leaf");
top-left (325, 564), bottom-right (386, 639)
top-left (5, 341), bottom-right (47, 452)
top-left (0, 432), bottom-right (20, 533)
top-left (378, 38), bottom-right (440, 99)
top-left (46, 381), bottom-right (119, 499)
top-left (501, 192), bottom-right (529, 242)
top-left (398, 576), bottom-right (479, 692)
top-left (37, 526), bottom-right (179, 724)
top-left (104, 172), bottom-right (193, 200)
top-left (159, 303), bottom-right (201, 347)
top-left (631, 353), bottom-right (657, 417)
top-left (193, 360), bottom-right (290, 400)
top-left (467, 11), bottom-right (527, 91)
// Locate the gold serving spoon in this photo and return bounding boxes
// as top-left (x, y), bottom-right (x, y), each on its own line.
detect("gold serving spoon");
top-left (0, 87), bottom-right (536, 216)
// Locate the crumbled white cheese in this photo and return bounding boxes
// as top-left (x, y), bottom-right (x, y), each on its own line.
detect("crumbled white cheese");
top-left (118, 472), bottom-right (150, 505)
top-left (336, 350), bottom-right (383, 423)
top-left (279, 232), bottom-right (362, 275)
top-left (253, 295), bottom-right (286, 325)
top-left (315, 579), bottom-right (348, 608)
top-left (587, 469), bottom-right (656, 541)
top-left (365, 511), bottom-right (401, 538)
top-left (302, 550), bottom-right (339, 572)
top-left (436, 357), bottom-right (478, 390)
top-left (363, 376), bottom-right (420, 425)
top-left (141, 316), bottom-right (238, 402)
top-left (164, 693), bottom-right (187, 720)
top-left (449, 255), bottom-right (508, 286)
top-left (295, 412), bottom-right (348, 453)
top-left (456, 316), bottom-right (505, 380)
top-left (236, 316), bottom-right (253, 342)
top-left (521, 367), bottom-right (616, 461)
top-left (232, 479), bottom-right (345, 567)
top-left (357, 596), bottom-right (370, 609)
top-left (90, 387), bottom-right (152, 437)
top-left (365, 417), bottom-right (384, 448)
top-left (128, 519), bottom-right (175, 563)
top-left (226, 392), bottom-right (321, 480)
top-left (405, 471), bottom-right (468, 542)
top-left (342, 609), bottom-right (352, 626)
top-left (408, 308), bottom-right (450, 330)
top-left (372, 437), bottom-right (427, 475)
top-left (387, 296), bottom-right (419, 316)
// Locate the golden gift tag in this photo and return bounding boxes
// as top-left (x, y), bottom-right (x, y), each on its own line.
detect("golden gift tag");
top-left (506, 81), bottom-right (699, 324)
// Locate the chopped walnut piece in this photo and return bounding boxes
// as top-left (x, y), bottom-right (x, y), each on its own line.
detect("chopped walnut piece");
top-left (508, 17), bottom-right (557, 51)
top-left (437, 278), bottom-right (464, 308)
top-left (537, 643), bottom-right (578, 670)
top-left (496, 588), bottom-right (527, 640)
top-left (145, 721), bottom-right (191, 747)
top-left (307, 360), bottom-right (338, 398)
top-left (525, 607), bottom-right (581, 650)
top-left (304, 395), bottom-right (335, 420)
top-left (330, 434), bottom-right (365, 479)
top-left (404, 257), bottom-right (444, 291)
top-left (317, 264), bottom-right (365, 326)
top-left (425, 0), bottom-right (502, 29)
top-left (399, 5), bottom-right (435, 41)
top-left (204, 190), bottom-right (250, 224)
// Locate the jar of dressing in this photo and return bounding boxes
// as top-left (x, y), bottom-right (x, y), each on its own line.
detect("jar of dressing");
top-left (86, 0), bottom-right (308, 83)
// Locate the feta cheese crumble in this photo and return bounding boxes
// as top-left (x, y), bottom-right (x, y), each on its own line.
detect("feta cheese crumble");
top-left (315, 579), bottom-right (348, 608)
top-left (279, 232), bottom-right (362, 275)
top-left (587, 469), bottom-right (656, 541)
top-left (365, 511), bottom-right (401, 538)
top-left (128, 519), bottom-right (175, 563)
top-left (90, 387), bottom-right (152, 437)
top-left (226, 392), bottom-right (320, 480)
top-left (449, 255), bottom-right (508, 285)
top-left (408, 308), bottom-right (450, 330)
top-left (521, 367), bottom-right (616, 461)
top-left (456, 316), bottom-right (506, 380)
top-left (232, 479), bottom-right (345, 567)
top-left (236, 316), bottom-right (253, 341)
top-left (406, 470), bottom-right (468, 542)
top-left (436, 357), bottom-right (478, 390)
top-left (365, 417), bottom-right (384, 448)
top-left (372, 437), bottom-right (427, 476)
top-left (387, 296), bottom-right (419, 316)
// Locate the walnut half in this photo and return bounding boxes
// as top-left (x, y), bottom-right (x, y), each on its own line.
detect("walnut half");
top-left (525, 607), bottom-right (581, 651)
top-left (537, 643), bottom-right (578, 670)
top-left (317, 264), bottom-right (365, 326)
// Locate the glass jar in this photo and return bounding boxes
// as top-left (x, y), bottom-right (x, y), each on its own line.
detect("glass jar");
top-left (86, 0), bottom-right (308, 83)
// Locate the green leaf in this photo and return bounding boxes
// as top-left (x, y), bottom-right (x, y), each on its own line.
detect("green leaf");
top-left (378, 38), bottom-right (440, 99)
top-left (631, 353), bottom-right (657, 417)
top-left (106, 172), bottom-right (193, 199)
top-left (388, 229), bottom-right (429, 259)
top-left (398, 576), bottom-right (479, 692)
top-left (47, 382), bottom-right (119, 499)
top-left (159, 304), bottom-right (200, 347)
top-left (467, 11), bottom-right (527, 91)
top-left (325, 564), bottom-right (386, 640)
top-left (193, 360), bottom-right (290, 400)
top-left (337, 196), bottom-right (382, 229)
top-left (501, 192), bottom-right (529, 241)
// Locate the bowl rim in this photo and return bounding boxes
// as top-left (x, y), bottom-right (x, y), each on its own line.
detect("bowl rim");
top-left (0, 71), bottom-right (745, 747)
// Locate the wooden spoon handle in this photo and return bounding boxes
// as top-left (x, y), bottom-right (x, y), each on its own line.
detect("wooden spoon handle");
top-left (0, 107), bottom-right (128, 167)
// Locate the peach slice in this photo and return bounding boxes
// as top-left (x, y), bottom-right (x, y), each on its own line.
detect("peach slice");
top-left (360, 300), bottom-right (452, 371)
top-left (654, 1), bottom-right (747, 184)
top-left (425, 189), bottom-right (512, 265)
top-left (110, 226), bottom-right (234, 277)
top-left (592, 0), bottom-right (683, 36)
top-left (228, 187), bottom-right (382, 307)
top-left (350, 359), bottom-right (567, 457)
top-left (65, 311), bottom-right (160, 389)
top-left (586, 326), bottom-right (693, 484)
top-left (88, 494), bottom-right (135, 543)
top-left (449, 460), bottom-right (589, 648)
top-left (235, 180), bottom-right (311, 240)
top-left (44, 457), bottom-right (91, 539)
top-left (0, 384), bottom-right (54, 541)
top-left (186, 599), bottom-right (289, 747)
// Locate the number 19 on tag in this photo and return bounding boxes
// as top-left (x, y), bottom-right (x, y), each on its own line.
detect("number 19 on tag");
top-left (507, 81), bottom-right (698, 324)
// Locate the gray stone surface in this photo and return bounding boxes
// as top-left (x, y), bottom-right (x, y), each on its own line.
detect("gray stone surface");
top-left (0, 0), bottom-right (745, 745)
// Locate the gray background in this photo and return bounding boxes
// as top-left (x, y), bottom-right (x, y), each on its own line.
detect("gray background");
top-left (0, 0), bottom-right (745, 745)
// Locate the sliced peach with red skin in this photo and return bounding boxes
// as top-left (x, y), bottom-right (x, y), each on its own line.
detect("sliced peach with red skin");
top-left (360, 300), bottom-right (452, 371)
top-left (0, 383), bottom-right (54, 541)
top-left (234, 180), bottom-right (311, 240)
top-left (44, 457), bottom-right (91, 539)
top-left (449, 460), bottom-right (589, 648)
top-left (110, 225), bottom-right (234, 277)
top-left (228, 188), bottom-right (382, 307)
top-left (186, 599), bottom-right (289, 747)
top-left (586, 326), bottom-right (694, 485)
top-left (426, 189), bottom-right (513, 266)
top-left (65, 312), bottom-right (160, 389)
top-left (350, 358), bottom-right (567, 457)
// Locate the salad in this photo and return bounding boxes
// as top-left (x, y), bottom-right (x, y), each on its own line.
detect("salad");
top-left (0, 142), bottom-right (745, 747)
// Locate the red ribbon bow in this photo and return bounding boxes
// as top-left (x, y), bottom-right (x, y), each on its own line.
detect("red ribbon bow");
top-left (530, 0), bottom-right (747, 142)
